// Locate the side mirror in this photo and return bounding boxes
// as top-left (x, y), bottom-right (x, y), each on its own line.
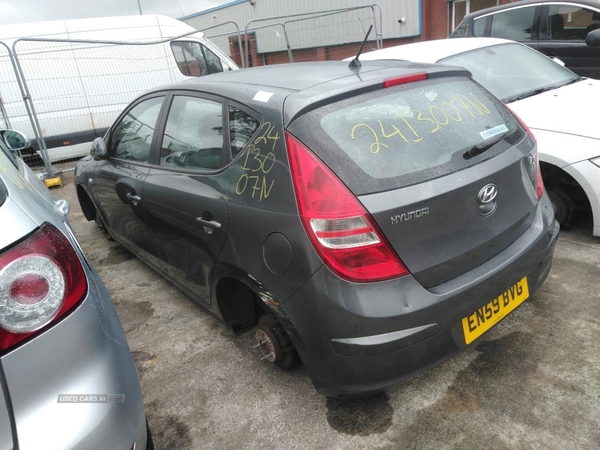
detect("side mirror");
top-left (0, 129), bottom-right (30, 151)
top-left (91, 137), bottom-right (108, 160)
top-left (586, 28), bottom-right (600, 47)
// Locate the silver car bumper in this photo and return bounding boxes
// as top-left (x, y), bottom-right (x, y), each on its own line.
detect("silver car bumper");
top-left (0, 237), bottom-right (147, 450)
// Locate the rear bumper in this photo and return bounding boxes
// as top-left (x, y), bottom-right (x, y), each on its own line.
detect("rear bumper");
top-left (280, 201), bottom-right (558, 397)
top-left (0, 257), bottom-right (147, 449)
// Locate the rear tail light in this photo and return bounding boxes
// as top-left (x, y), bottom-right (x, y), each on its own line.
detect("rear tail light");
top-left (0, 223), bottom-right (87, 351)
top-left (285, 131), bottom-right (409, 282)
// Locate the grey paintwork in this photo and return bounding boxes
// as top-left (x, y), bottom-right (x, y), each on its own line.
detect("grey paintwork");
top-left (0, 149), bottom-right (147, 448)
top-left (74, 61), bottom-right (558, 396)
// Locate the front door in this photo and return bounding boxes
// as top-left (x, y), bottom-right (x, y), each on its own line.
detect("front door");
top-left (92, 95), bottom-right (165, 267)
top-left (537, 4), bottom-right (600, 78)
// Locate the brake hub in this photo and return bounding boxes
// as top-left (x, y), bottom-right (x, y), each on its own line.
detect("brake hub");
top-left (255, 328), bottom-right (277, 363)
top-left (254, 315), bottom-right (296, 369)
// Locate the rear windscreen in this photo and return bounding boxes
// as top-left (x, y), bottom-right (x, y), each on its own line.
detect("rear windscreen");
top-left (288, 76), bottom-right (524, 195)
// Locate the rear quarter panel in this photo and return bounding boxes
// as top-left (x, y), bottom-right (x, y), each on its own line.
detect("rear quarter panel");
top-left (219, 93), bottom-right (323, 305)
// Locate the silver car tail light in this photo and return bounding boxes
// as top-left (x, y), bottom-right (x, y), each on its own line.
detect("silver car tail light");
top-left (0, 223), bottom-right (87, 351)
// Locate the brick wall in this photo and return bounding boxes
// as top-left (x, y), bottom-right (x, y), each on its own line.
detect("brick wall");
top-left (422, 0), bottom-right (450, 40)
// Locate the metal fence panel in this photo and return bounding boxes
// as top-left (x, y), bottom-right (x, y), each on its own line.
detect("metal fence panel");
top-left (0, 42), bottom-right (15, 131)
top-left (0, 40), bottom-right (48, 167)
top-left (184, 0), bottom-right (421, 57)
top-left (248, 6), bottom-right (381, 55)
top-left (9, 36), bottom-right (200, 165)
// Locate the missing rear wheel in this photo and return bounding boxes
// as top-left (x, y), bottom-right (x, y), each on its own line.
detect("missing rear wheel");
top-left (95, 211), bottom-right (112, 240)
top-left (255, 315), bottom-right (296, 369)
top-left (547, 187), bottom-right (574, 229)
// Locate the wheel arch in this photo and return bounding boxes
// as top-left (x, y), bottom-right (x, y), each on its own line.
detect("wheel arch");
top-left (212, 264), bottom-right (278, 331)
top-left (76, 183), bottom-right (97, 222)
top-left (539, 161), bottom-right (589, 208)
top-left (211, 263), bottom-right (302, 342)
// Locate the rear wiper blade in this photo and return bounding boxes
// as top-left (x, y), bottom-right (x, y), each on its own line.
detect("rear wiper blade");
top-left (463, 132), bottom-right (508, 159)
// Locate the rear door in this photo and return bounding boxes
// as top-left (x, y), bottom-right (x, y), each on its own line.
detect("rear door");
top-left (537, 3), bottom-right (600, 78)
top-left (142, 93), bottom-right (246, 303)
top-left (288, 75), bottom-right (539, 288)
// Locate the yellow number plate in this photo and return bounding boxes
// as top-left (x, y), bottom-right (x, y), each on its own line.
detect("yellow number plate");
top-left (462, 277), bottom-right (529, 345)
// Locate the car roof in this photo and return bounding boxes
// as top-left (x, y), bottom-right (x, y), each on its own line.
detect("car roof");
top-left (462, 0), bottom-right (600, 20)
top-left (157, 61), bottom-right (471, 125)
top-left (356, 37), bottom-right (516, 64)
top-left (170, 60), bottom-right (454, 91)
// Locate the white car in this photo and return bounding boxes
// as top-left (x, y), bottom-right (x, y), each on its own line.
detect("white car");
top-left (354, 37), bottom-right (600, 237)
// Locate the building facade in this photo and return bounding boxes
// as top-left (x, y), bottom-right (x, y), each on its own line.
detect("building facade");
top-left (181, 0), bottom-right (518, 67)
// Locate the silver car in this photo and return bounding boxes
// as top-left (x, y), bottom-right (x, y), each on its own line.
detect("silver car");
top-left (0, 131), bottom-right (149, 449)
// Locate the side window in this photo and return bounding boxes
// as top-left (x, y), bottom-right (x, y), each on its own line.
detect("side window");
top-left (160, 96), bottom-right (224, 171)
top-left (452, 20), bottom-right (470, 37)
top-left (547, 5), bottom-right (600, 41)
top-left (473, 17), bottom-right (487, 37)
top-left (490, 6), bottom-right (536, 40)
top-left (203, 46), bottom-right (224, 74)
top-left (467, 0), bottom-right (499, 34)
top-left (110, 96), bottom-right (164, 163)
top-left (171, 41), bottom-right (223, 77)
top-left (229, 106), bottom-right (260, 158)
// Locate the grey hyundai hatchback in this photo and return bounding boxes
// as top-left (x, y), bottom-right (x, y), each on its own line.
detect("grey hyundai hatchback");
top-left (75, 60), bottom-right (558, 397)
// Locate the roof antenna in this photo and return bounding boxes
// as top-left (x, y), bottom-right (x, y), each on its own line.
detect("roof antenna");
top-left (348, 24), bottom-right (373, 70)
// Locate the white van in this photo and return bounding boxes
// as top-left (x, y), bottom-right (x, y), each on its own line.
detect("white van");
top-left (0, 14), bottom-right (238, 163)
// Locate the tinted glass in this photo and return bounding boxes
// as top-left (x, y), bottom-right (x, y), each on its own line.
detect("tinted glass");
top-left (203, 46), bottom-right (224, 74)
top-left (548, 5), bottom-right (600, 41)
top-left (160, 96), bottom-right (224, 170)
top-left (451, 0), bottom-right (498, 35)
top-left (440, 43), bottom-right (579, 102)
top-left (110, 96), bottom-right (164, 162)
top-left (490, 6), bottom-right (535, 40)
top-left (473, 17), bottom-right (487, 36)
top-left (229, 106), bottom-right (260, 157)
top-left (290, 76), bottom-right (522, 195)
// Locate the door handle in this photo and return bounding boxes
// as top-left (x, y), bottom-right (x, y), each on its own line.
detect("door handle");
top-left (196, 216), bottom-right (221, 230)
top-left (126, 193), bottom-right (141, 206)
